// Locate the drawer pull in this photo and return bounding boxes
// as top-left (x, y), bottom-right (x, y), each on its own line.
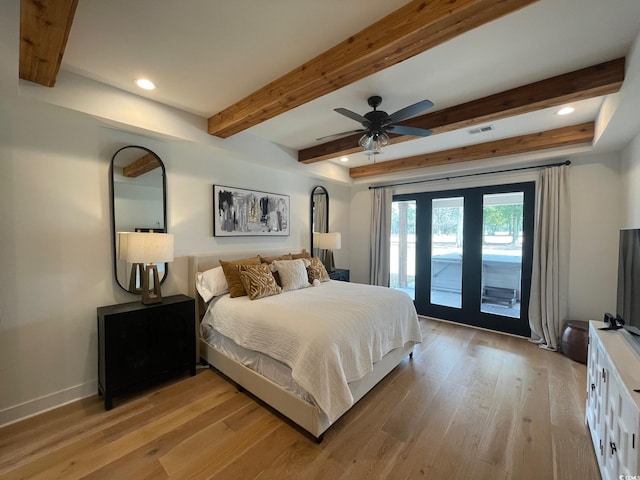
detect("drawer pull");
top-left (591, 383), bottom-right (595, 391)
top-left (610, 441), bottom-right (617, 455)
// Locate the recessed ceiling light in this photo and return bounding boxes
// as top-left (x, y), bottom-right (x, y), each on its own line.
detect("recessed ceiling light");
top-left (556, 106), bottom-right (575, 116)
top-left (340, 156), bottom-right (349, 162)
top-left (136, 79), bottom-right (156, 90)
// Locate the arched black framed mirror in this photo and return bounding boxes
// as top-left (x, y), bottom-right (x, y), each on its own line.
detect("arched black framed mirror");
top-left (310, 186), bottom-right (329, 256)
top-left (110, 146), bottom-right (167, 293)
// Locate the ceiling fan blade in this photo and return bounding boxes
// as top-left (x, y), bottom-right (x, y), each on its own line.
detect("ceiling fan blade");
top-left (388, 99), bottom-right (434, 123)
top-left (334, 108), bottom-right (368, 124)
top-left (316, 129), bottom-right (365, 142)
top-left (386, 125), bottom-right (432, 137)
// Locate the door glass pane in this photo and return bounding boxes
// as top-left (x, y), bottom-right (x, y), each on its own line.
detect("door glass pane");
top-left (481, 192), bottom-right (524, 318)
top-left (390, 200), bottom-right (416, 299)
top-left (431, 197), bottom-right (464, 308)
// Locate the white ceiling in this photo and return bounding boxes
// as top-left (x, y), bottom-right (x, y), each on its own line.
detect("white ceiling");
top-left (61, 0), bottom-right (640, 172)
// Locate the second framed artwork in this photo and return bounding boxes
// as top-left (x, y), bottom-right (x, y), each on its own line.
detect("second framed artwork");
top-left (213, 185), bottom-right (290, 236)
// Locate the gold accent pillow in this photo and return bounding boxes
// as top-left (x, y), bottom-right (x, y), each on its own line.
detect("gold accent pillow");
top-left (290, 251), bottom-right (311, 260)
top-left (307, 256), bottom-right (330, 283)
top-left (219, 256), bottom-right (261, 297)
top-left (259, 254), bottom-right (293, 264)
top-left (238, 264), bottom-right (281, 300)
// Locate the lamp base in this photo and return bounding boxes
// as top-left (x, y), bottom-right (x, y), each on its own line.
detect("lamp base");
top-left (128, 263), bottom-right (144, 293)
top-left (141, 263), bottom-right (163, 305)
top-left (322, 249), bottom-right (336, 273)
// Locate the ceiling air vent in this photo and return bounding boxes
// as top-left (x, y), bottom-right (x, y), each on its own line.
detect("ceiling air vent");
top-left (468, 125), bottom-right (494, 135)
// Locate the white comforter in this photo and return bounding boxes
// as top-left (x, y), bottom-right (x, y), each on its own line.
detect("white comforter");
top-left (201, 280), bottom-right (422, 423)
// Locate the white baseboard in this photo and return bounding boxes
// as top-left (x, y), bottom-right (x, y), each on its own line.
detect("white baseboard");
top-left (0, 379), bottom-right (98, 428)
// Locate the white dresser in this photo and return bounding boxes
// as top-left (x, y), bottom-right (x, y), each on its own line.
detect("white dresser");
top-left (586, 321), bottom-right (640, 479)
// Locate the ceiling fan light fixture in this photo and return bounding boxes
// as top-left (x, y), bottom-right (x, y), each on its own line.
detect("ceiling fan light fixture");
top-left (332, 96), bottom-right (433, 155)
top-left (359, 131), bottom-right (389, 154)
top-left (376, 131), bottom-right (390, 147)
top-left (358, 133), bottom-right (373, 149)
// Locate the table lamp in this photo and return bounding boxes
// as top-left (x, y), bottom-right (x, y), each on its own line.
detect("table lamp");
top-left (316, 232), bottom-right (341, 272)
top-left (117, 232), bottom-right (144, 293)
top-left (125, 231), bottom-right (174, 304)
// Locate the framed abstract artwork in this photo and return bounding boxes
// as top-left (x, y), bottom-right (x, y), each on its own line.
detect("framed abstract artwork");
top-left (213, 185), bottom-right (290, 236)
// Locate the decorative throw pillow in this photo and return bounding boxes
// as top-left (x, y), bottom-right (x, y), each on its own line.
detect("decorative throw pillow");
top-left (272, 259), bottom-right (310, 292)
top-left (290, 251), bottom-right (311, 260)
top-left (219, 256), bottom-right (261, 297)
top-left (260, 254), bottom-right (292, 286)
top-left (238, 264), bottom-right (281, 300)
top-left (307, 256), bottom-right (330, 283)
top-left (259, 254), bottom-right (293, 264)
top-left (196, 266), bottom-right (229, 301)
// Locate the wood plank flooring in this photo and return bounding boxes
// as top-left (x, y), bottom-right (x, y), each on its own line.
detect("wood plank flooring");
top-left (0, 318), bottom-right (600, 479)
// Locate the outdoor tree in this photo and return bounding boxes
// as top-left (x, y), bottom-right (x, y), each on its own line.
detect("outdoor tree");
top-left (391, 201), bottom-right (416, 234)
top-left (483, 204), bottom-right (523, 244)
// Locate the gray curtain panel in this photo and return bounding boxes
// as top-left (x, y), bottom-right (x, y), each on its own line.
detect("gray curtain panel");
top-left (529, 165), bottom-right (570, 350)
top-left (369, 187), bottom-right (393, 286)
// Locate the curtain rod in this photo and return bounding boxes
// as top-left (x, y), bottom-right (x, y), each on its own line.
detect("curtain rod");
top-left (368, 160), bottom-right (571, 190)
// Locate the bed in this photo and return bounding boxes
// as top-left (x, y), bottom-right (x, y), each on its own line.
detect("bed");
top-left (188, 250), bottom-right (422, 441)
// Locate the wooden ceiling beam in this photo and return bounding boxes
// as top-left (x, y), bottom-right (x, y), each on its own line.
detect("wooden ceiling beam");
top-left (207, 0), bottom-right (540, 138)
top-left (349, 122), bottom-right (594, 179)
top-left (123, 154), bottom-right (160, 178)
top-left (19, 0), bottom-right (78, 87)
top-left (300, 58), bottom-right (624, 164)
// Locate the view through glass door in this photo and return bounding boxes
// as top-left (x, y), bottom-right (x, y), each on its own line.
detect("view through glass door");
top-left (391, 182), bottom-right (534, 337)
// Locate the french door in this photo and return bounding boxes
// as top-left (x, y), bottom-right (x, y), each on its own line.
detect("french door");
top-left (391, 182), bottom-right (534, 336)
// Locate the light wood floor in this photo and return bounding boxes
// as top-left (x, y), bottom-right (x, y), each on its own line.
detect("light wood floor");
top-left (0, 318), bottom-right (600, 480)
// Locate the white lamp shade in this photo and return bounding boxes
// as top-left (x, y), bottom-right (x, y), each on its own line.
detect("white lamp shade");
top-left (117, 232), bottom-right (130, 260)
top-left (316, 232), bottom-right (341, 250)
top-left (125, 232), bottom-right (174, 264)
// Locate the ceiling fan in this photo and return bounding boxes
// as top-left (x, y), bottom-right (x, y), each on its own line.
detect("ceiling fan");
top-left (318, 95), bottom-right (434, 154)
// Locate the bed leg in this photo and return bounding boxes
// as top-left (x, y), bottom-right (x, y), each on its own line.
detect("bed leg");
top-left (315, 433), bottom-right (324, 444)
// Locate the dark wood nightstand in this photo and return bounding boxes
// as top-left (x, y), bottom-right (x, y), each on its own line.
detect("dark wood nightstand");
top-left (328, 268), bottom-right (350, 282)
top-left (97, 294), bottom-right (195, 410)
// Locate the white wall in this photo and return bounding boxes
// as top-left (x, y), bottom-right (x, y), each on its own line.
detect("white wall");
top-left (0, 97), bottom-right (351, 425)
top-left (621, 132), bottom-right (640, 227)
top-left (567, 153), bottom-right (621, 320)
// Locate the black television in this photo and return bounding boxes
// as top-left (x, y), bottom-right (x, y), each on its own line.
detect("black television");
top-left (617, 228), bottom-right (640, 343)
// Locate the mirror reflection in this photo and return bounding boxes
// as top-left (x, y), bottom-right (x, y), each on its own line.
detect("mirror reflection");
top-left (310, 186), bottom-right (329, 257)
top-left (110, 146), bottom-right (167, 293)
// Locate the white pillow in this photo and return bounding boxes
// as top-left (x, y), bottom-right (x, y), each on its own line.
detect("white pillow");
top-left (196, 266), bottom-right (229, 302)
top-left (272, 259), bottom-right (310, 292)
